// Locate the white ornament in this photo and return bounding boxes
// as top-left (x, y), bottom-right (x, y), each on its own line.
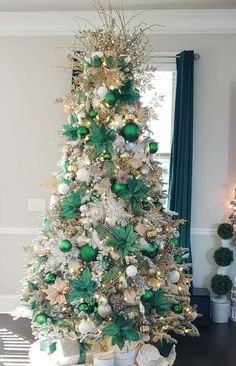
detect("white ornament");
top-left (114, 135), bottom-right (125, 148)
top-left (77, 320), bottom-right (94, 334)
top-left (97, 86), bottom-right (108, 98)
top-left (76, 168), bottom-right (90, 182)
top-left (126, 265), bottom-right (138, 277)
top-left (168, 270), bottom-right (180, 284)
top-left (141, 166), bottom-right (149, 175)
top-left (98, 303), bottom-right (112, 318)
top-left (77, 111), bottom-right (86, 121)
top-left (58, 183), bottom-right (69, 195)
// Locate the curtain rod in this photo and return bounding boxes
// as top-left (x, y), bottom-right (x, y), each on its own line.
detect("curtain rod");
top-left (156, 53), bottom-right (200, 60)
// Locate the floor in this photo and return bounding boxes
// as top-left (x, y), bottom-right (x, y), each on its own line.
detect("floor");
top-left (0, 314), bottom-right (235, 366)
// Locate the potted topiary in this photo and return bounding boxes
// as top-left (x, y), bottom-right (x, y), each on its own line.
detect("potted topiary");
top-left (211, 223), bottom-right (234, 323)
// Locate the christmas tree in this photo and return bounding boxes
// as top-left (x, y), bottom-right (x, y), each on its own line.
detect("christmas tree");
top-left (19, 3), bottom-right (198, 364)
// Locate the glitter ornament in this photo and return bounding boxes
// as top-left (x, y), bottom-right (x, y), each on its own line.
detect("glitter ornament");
top-left (44, 273), bottom-right (57, 284)
top-left (142, 242), bottom-right (159, 258)
top-left (36, 313), bottom-right (48, 326)
top-left (123, 287), bottom-right (137, 305)
top-left (101, 152), bottom-right (112, 161)
top-left (78, 302), bottom-right (90, 312)
top-left (149, 142), bottom-right (159, 154)
top-left (121, 122), bottom-right (140, 142)
top-left (168, 270), bottom-right (181, 284)
top-left (76, 168), bottom-right (90, 182)
top-left (77, 125), bottom-right (89, 139)
top-left (104, 92), bottom-right (118, 106)
top-left (92, 55), bottom-right (102, 68)
top-left (77, 320), bottom-right (94, 334)
top-left (90, 193), bottom-right (99, 202)
top-left (146, 230), bottom-right (157, 240)
top-left (79, 244), bottom-right (98, 262)
top-left (125, 265), bottom-right (138, 277)
top-left (58, 183), bottom-right (69, 195)
top-left (141, 289), bottom-right (154, 302)
top-left (58, 240), bottom-right (72, 253)
top-left (172, 304), bottom-right (183, 314)
top-left (169, 238), bottom-right (178, 247)
top-left (89, 110), bottom-right (98, 119)
top-left (175, 254), bottom-right (184, 264)
top-left (97, 86), bottom-right (108, 98)
top-left (98, 303), bottom-right (112, 318)
top-left (111, 182), bottom-right (126, 194)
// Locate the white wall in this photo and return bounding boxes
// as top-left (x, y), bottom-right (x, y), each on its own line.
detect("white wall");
top-left (0, 33), bottom-right (236, 311)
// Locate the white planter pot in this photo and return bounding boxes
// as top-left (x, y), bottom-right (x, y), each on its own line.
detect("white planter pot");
top-left (217, 265), bottom-right (231, 275)
top-left (211, 300), bottom-right (231, 323)
top-left (221, 239), bottom-right (231, 248)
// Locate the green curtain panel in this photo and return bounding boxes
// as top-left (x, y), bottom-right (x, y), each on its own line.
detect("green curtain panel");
top-left (168, 50), bottom-right (194, 256)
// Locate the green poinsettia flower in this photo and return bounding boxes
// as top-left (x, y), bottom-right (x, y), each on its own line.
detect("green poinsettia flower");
top-left (115, 178), bottom-right (149, 214)
top-left (63, 124), bottom-right (78, 141)
top-left (67, 268), bottom-right (96, 305)
top-left (107, 224), bottom-right (140, 259)
top-left (60, 186), bottom-right (86, 221)
top-left (103, 314), bottom-right (140, 350)
top-left (87, 122), bottom-right (115, 157)
top-left (148, 290), bottom-right (172, 315)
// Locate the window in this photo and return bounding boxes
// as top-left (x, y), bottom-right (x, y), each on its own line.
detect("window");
top-left (141, 53), bottom-right (176, 196)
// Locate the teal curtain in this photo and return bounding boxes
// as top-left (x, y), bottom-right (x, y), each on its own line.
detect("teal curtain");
top-left (168, 50), bottom-right (194, 255)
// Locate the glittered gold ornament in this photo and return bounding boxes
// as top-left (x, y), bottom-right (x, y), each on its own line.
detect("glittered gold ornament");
top-left (140, 325), bottom-right (150, 333)
top-left (146, 230), bottom-right (157, 240)
top-left (123, 287), bottom-right (137, 305)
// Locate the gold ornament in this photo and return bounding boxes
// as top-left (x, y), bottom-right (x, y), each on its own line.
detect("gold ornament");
top-left (109, 249), bottom-right (120, 262)
top-left (140, 325), bottom-right (150, 333)
top-left (123, 287), bottom-right (138, 305)
top-left (146, 230), bottom-right (157, 240)
top-left (148, 268), bottom-right (156, 276)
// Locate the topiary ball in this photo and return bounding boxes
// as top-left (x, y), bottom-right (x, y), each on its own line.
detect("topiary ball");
top-left (217, 223), bottom-right (233, 239)
top-left (211, 274), bottom-right (232, 296)
top-left (214, 247), bottom-right (234, 267)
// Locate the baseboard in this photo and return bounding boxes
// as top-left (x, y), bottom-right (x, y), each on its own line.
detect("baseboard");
top-left (0, 295), bottom-right (19, 313)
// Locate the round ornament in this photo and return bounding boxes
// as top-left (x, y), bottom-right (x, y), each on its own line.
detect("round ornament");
top-left (172, 303), bottom-right (183, 314)
top-left (76, 168), bottom-right (90, 182)
top-left (78, 302), bottom-right (90, 313)
top-left (89, 110), bottom-right (98, 119)
top-left (149, 142), bottom-right (159, 154)
top-left (68, 261), bottom-right (83, 273)
top-left (102, 152), bottom-right (112, 161)
top-left (142, 201), bottom-right (150, 211)
top-left (141, 289), bottom-right (154, 302)
top-left (111, 182), bottom-right (126, 194)
top-left (90, 193), bottom-right (99, 202)
top-left (97, 86), bottom-right (108, 98)
top-left (104, 92), bottom-right (118, 106)
top-left (125, 265), bottom-right (138, 277)
top-left (145, 230), bottom-right (157, 241)
top-left (79, 244), bottom-right (98, 262)
top-left (92, 55), bottom-right (102, 68)
top-left (58, 183), bottom-right (69, 195)
top-left (59, 239), bottom-right (72, 253)
top-left (77, 320), bottom-right (94, 334)
top-left (142, 242), bottom-right (159, 258)
top-left (169, 238), bottom-right (178, 247)
top-left (97, 303), bottom-right (112, 318)
top-left (121, 122), bottom-right (141, 142)
top-left (44, 273), bottom-right (57, 284)
top-left (175, 254), bottom-right (184, 264)
top-left (168, 270), bottom-right (180, 284)
top-left (36, 313), bottom-right (48, 326)
top-left (77, 125), bottom-right (89, 139)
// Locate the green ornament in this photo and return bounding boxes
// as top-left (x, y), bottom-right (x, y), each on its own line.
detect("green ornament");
top-left (44, 273), bottom-right (57, 284)
top-left (142, 201), bottom-right (150, 211)
top-left (59, 239), bottom-right (72, 253)
top-left (93, 304), bottom-right (103, 320)
top-left (111, 182), bottom-right (126, 194)
top-left (63, 160), bottom-right (70, 172)
top-left (92, 55), bottom-right (102, 68)
top-left (89, 110), bottom-right (98, 119)
top-left (82, 59), bottom-right (91, 69)
top-left (90, 194), bottom-right (99, 202)
top-left (104, 92), bottom-right (118, 107)
top-left (36, 313), bottom-right (48, 326)
top-left (106, 55), bottom-right (114, 66)
top-left (79, 244), bottom-right (98, 262)
top-left (153, 200), bottom-right (162, 208)
top-left (103, 152), bottom-right (112, 161)
top-left (149, 142), bottom-right (159, 154)
top-left (169, 238), bottom-right (178, 247)
top-left (121, 122), bottom-right (141, 142)
top-left (77, 125), bottom-right (89, 139)
top-left (78, 302), bottom-right (90, 312)
top-left (172, 304), bottom-right (183, 314)
top-left (142, 242), bottom-right (159, 258)
top-left (102, 257), bottom-right (112, 270)
top-left (141, 289), bottom-right (154, 302)
top-left (175, 254), bottom-right (184, 264)
top-left (118, 58), bottom-right (126, 70)
top-left (87, 74), bottom-right (94, 84)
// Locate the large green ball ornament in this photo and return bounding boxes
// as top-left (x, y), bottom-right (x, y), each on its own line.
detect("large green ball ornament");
top-left (77, 126), bottom-right (89, 139)
top-left (79, 244), bottom-right (98, 262)
top-left (121, 122), bottom-right (141, 142)
top-left (142, 242), bottom-right (159, 258)
top-left (149, 142), bottom-right (159, 154)
top-left (92, 55), bottom-right (102, 68)
top-left (44, 273), bottom-right (57, 284)
top-left (104, 92), bottom-right (118, 107)
top-left (78, 303), bottom-right (90, 312)
top-left (89, 110), bottom-right (98, 119)
top-left (175, 254), bottom-right (184, 264)
top-left (169, 238), bottom-right (178, 247)
top-left (36, 313), bottom-right (48, 326)
top-left (141, 289), bottom-right (154, 302)
top-left (172, 304), bottom-right (183, 314)
top-left (111, 182), bottom-right (126, 194)
top-left (59, 239), bottom-right (72, 253)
